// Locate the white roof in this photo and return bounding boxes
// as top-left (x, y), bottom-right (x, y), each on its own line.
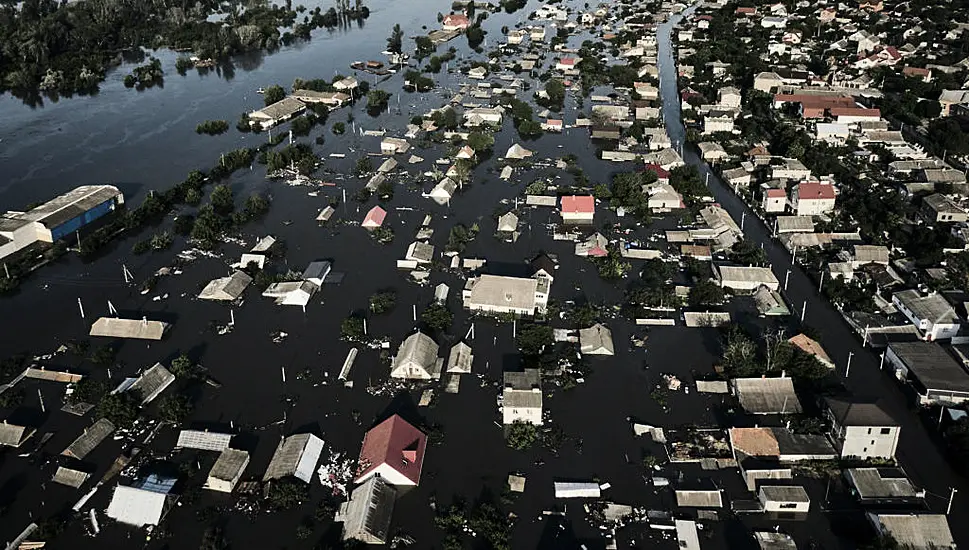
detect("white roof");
top-left (176, 430), bottom-right (233, 452)
top-left (106, 485), bottom-right (170, 526)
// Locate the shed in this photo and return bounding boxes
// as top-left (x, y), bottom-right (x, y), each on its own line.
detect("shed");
top-left (579, 323), bottom-right (615, 355)
top-left (205, 448), bottom-right (250, 493)
top-left (62, 418), bottom-right (115, 459)
top-left (758, 485), bottom-right (810, 513)
top-left (52, 466), bottom-right (90, 488)
top-left (105, 475), bottom-right (178, 527)
top-left (0, 421), bottom-right (35, 448)
top-left (198, 271), bottom-right (252, 301)
top-left (89, 317), bottom-right (170, 340)
top-left (263, 433), bottom-right (325, 483)
top-left (447, 342), bottom-right (474, 373)
top-left (176, 430), bottom-right (233, 452)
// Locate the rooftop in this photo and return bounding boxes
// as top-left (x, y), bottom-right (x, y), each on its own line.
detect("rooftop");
top-left (208, 448), bottom-right (250, 482)
top-left (17, 185), bottom-right (122, 230)
top-left (760, 485), bottom-right (810, 502)
top-left (733, 377), bottom-right (803, 414)
top-left (465, 275), bottom-right (540, 312)
top-left (893, 290), bottom-right (959, 325)
top-left (869, 513), bottom-right (955, 549)
top-left (355, 414), bottom-right (427, 485)
top-left (825, 397), bottom-right (896, 427)
top-left (888, 342), bottom-right (969, 392)
top-left (846, 468), bottom-right (919, 499)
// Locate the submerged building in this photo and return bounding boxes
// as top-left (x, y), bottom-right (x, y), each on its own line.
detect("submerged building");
top-left (0, 185), bottom-right (124, 260)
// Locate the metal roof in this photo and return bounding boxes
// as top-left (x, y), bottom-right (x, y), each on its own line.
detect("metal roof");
top-left (340, 475), bottom-right (396, 544)
top-left (89, 317), bottom-right (170, 340)
top-left (176, 430), bottom-right (233, 452)
top-left (888, 342), bottom-right (969, 392)
top-left (893, 290), bottom-right (959, 325)
top-left (128, 363), bottom-right (175, 405)
top-left (674, 489), bottom-right (723, 508)
top-left (395, 331), bottom-right (440, 371)
top-left (579, 324), bottom-right (615, 355)
top-left (19, 185), bottom-right (122, 230)
top-left (198, 271), bottom-right (252, 301)
top-left (759, 485), bottom-right (810, 502)
top-left (52, 466), bottom-right (90, 488)
top-left (0, 422), bottom-right (34, 447)
top-left (447, 342), bottom-right (474, 373)
top-left (106, 483), bottom-right (174, 527)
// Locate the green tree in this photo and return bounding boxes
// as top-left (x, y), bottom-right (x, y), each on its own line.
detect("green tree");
top-left (728, 239), bottom-right (768, 266)
top-left (415, 36), bottom-right (436, 60)
top-left (267, 478), bottom-right (308, 510)
top-left (210, 184), bottom-right (234, 215)
top-left (332, 122), bottom-right (346, 134)
top-left (244, 194), bottom-right (270, 218)
top-left (387, 23), bottom-right (404, 54)
top-left (506, 420), bottom-right (537, 450)
top-left (467, 131), bottom-right (494, 152)
top-left (421, 302), bottom-right (453, 331)
top-left (170, 354), bottom-right (199, 379)
top-left (158, 394), bottom-right (193, 425)
top-left (688, 279), bottom-right (724, 307)
top-left (467, 25), bottom-right (486, 48)
top-left (341, 315), bottom-right (366, 340)
top-left (95, 393), bottom-right (139, 428)
top-left (517, 323), bottom-right (552, 356)
top-left (356, 156), bottom-right (373, 175)
top-left (369, 291), bottom-right (397, 314)
top-left (367, 89), bottom-right (391, 112)
top-left (263, 85), bottom-right (286, 106)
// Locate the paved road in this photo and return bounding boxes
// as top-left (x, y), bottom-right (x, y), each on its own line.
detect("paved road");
top-left (656, 6), bottom-right (968, 542)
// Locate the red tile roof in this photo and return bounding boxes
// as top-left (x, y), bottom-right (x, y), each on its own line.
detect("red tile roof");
top-left (561, 195), bottom-right (595, 214)
top-left (362, 206), bottom-right (387, 227)
top-left (797, 183), bottom-right (835, 200)
top-left (442, 14), bottom-right (470, 27)
top-left (766, 188), bottom-right (787, 198)
top-left (644, 163), bottom-right (670, 179)
top-left (355, 415), bottom-right (427, 485)
top-left (558, 57), bottom-right (577, 66)
top-left (828, 107), bottom-right (881, 118)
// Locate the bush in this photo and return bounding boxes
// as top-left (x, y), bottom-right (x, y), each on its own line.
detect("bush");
top-left (506, 420), bottom-right (538, 450)
top-left (332, 122), bottom-right (346, 135)
top-left (341, 315), bottom-right (366, 340)
top-left (369, 291), bottom-right (397, 314)
top-left (158, 394), bottom-right (193, 425)
top-left (263, 85), bottom-right (286, 106)
top-left (95, 393), bottom-right (139, 428)
top-left (267, 478), bottom-right (308, 511)
top-left (196, 120), bottom-right (230, 135)
top-left (517, 323), bottom-right (552, 356)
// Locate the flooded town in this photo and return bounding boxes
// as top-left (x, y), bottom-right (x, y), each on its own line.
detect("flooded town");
top-left (2, 0), bottom-right (969, 548)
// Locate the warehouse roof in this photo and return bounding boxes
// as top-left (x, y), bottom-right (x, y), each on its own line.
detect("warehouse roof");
top-left (20, 185), bottom-right (122, 230)
top-left (888, 342), bottom-right (969, 392)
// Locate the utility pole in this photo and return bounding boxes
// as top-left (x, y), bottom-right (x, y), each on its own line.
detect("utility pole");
top-left (846, 351), bottom-right (854, 378)
top-left (800, 300), bottom-right (807, 323)
top-left (741, 210), bottom-right (746, 230)
top-left (947, 488), bottom-right (958, 515)
top-left (879, 351), bottom-right (885, 371)
top-left (784, 269), bottom-right (791, 291)
top-left (818, 270), bottom-right (825, 293)
top-left (78, 298), bottom-right (85, 319)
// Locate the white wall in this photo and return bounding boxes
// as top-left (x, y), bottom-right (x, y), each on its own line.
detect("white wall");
top-left (838, 426), bottom-right (900, 459)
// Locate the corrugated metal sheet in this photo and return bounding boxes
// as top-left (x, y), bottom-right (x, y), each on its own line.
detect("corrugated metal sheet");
top-left (553, 482), bottom-right (601, 498)
top-left (176, 430), bottom-right (233, 452)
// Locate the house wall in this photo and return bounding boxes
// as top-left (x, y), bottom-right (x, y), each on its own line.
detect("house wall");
top-left (834, 425), bottom-right (900, 459)
top-left (503, 405), bottom-right (543, 425)
top-left (763, 196), bottom-right (786, 213)
top-left (390, 363), bottom-right (434, 380)
top-left (794, 197), bottom-right (836, 216)
top-left (702, 119), bottom-right (734, 134)
top-left (760, 496), bottom-right (810, 513)
top-left (562, 212), bottom-right (595, 223)
top-left (466, 302), bottom-right (535, 317)
top-left (357, 464), bottom-right (415, 486)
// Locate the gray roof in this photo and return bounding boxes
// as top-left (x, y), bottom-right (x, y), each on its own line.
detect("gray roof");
top-left (579, 323), bottom-right (615, 355)
top-left (825, 397), bottom-right (896, 427)
top-left (176, 430), bottom-right (234, 452)
top-left (263, 433), bottom-right (324, 482)
top-left (504, 388), bottom-right (543, 409)
top-left (395, 331), bottom-right (440, 370)
top-left (753, 286), bottom-right (790, 315)
top-left (846, 468), bottom-right (918, 499)
top-left (894, 290), bottom-right (959, 325)
top-left (717, 266), bottom-right (779, 286)
top-left (302, 261), bottom-right (332, 282)
top-left (198, 270), bottom-right (252, 301)
top-left (0, 422), bottom-right (34, 447)
top-left (923, 193), bottom-right (966, 215)
top-left (339, 475), bottom-right (397, 544)
top-left (465, 275), bottom-right (539, 312)
top-left (208, 448), bottom-right (250, 482)
top-left (733, 377), bottom-right (802, 414)
top-left (504, 368), bottom-right (541, 390)
top-left (52, 466), bottom-right (90, 488)
top-left (19, 185), bottom-right (122, 230)
top-left (674, 489), bottom-right (723, 508)
top-left (869, 513), bottom-right (955, 549)
top-left (773, 428), bottom-right (836, 457)
top-left (775, 215), bottom-right (815, 233)
top-left (854, 244), bottom-right (890, 264)
top-left (252, 97), bottom-right (306, 120)
top-left (888, 342), bottom-right (969, 392)
top-left (128, 363), bottom-right (175, 405)
top-left (447, 342), bottom-right (474, 373)
top-left (89, 317), bottom-right (170, 340)
top-left (62, 418), bottom-right (115, 459)
top-left (760, 485), bottom-right (810, 503)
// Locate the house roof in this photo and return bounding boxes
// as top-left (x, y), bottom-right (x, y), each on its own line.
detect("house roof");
top-left (198, 270), bottom-right (252, 301)
top-left (675, 489), bottom-right (723, 508)
top-left (0, 422), bottom-right (33, 447)
top-left (176, 430), bottom-right (234, 452)
top-left (760, 485), bottom-right (810, 502)
top-left (797, 182), bottom-right (836, 200)
top-left (730, 427), bottom-right (780, 457)
top-left (52, 466), bottom-right (90, 488)
top-left (127, 363), bottom-right (175, 405)
top-left (887, 342), bottom-right (969, 392)
top-left (893, 290), bottom-right (959, 324)
top-left (561, 195), bottom-right (595, 214)
top-left (443, 13), bottom-right (469, 25)
top-left (854, 244), bottom-right (890, 264)
top-left (754, 532), bottom-right (797, 550)
top-left (504, 368), bottom-right (541, 390)
top-left (579, 323), bottom-right (614, 354)
top-left (106, 476), bottom-right (177, 527)
top-left (395, 332), bottom-right (439, 372)
top-left (253, 97), bottom-right (305, 120)
top-left (362, 206), bottom-right (387, 227)
top-left (62, 418), bottom-right (115, 459)
top-left (765, 188), bottom-right (786, 198)
top-left (208, 448), bottom-right (250, 482)
top-left (356, 414), bottom-right (427, 485)
top-left (465, 275), bottom-right (539, 312)
top-left (263, 433), bottom-right (324, 482)
top-left (825, 397), bottom-right (896, 427)
top-left (788, 333), bottom-right (833, 366)
top-left (447, 342), bottom-right (474, 373)
top-left (869, 513), bottom-right (955, 549)
top-left (89, 317), bottom-right (170, 340)
top-left (846, 468), bottom-right (918, 499)
top-left (733, 377), bottom-right (802, 414)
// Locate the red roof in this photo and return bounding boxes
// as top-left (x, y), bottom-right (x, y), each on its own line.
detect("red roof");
top-left (443, 14), bottom-right (470, 27)
top-left (828, 107), bottom-right (881, 118)
top-left (736, 6), bottom-right (757, 14)
top-left (355, 415), bottom-right (427, 485)
top-left (696, 14), bottom-right (713, 20)
top-left (561, 195), bottom-right (595, 214)
top-left (797, 183), bottom-right (836, 200)
top-left (362, 206), bottom-right (387, 227)
top-left (766, 188), bottom-right (786, 198)
top-left (559, 57), bottom-right (577, 66)
top-left (588, 245), bottom-right (608, 257)
top-left (644, 163), bottom-right (670, 179)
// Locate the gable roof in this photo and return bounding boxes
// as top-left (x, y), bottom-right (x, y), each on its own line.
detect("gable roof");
top-left (561, 195), bottom-right (595, 214)
top-left (356, 415), bottom-right (427, 485)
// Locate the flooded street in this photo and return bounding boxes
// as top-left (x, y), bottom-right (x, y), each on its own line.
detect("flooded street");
top-left (0, 0), bottom-right (963, 547)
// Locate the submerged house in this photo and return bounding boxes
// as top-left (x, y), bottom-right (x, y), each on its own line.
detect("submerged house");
top-left (89, 317), bottom-right (171, 341)
top-left (205, 448), bottom-right (250, 493)
top-left (62, 418), bottom-right (115, 459)
top-left (503, 369), bottom-right (543, 425)
top-left (362, 206), bottom-right (388, 229)
top-left (0, 421), bottom-right (35, 448)
top-left (463, 274), bottom-right (551, 316)
top-left (391, 331), bottom-right (443, 380)
top-left (579, 323), bottom-right (615, 355)
top-left (198, 270), bottom-right (252, 301)
top-left (447, 341), bottom-right (474, 373)
top-left (248, 97), bottom-right (306, 130)
top-left (355, 414), bottom-right (427, 486)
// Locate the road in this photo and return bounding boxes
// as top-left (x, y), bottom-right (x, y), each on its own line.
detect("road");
top-left (656, 5), bottom-right (968, 542)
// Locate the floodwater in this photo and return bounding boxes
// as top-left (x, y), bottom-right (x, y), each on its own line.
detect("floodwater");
top-left (0, 0), bottom-right (962, 549)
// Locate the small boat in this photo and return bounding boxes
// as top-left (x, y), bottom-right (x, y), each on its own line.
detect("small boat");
top-left (256, 87), bottom-right (265, 94)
